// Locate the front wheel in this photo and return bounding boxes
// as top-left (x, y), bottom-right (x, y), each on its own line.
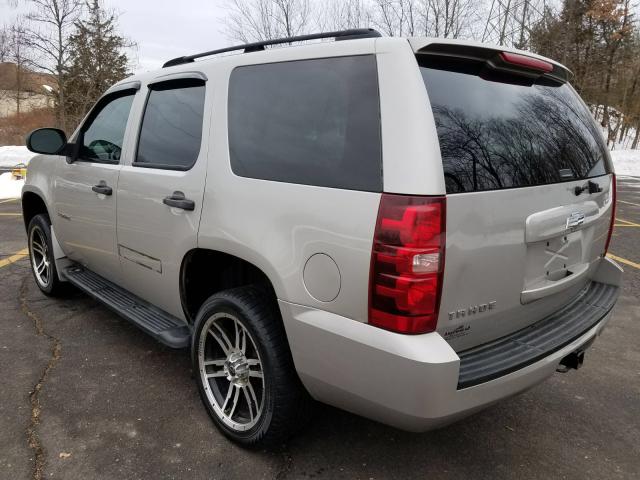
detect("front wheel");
top-left (191, 286), bottom-right (312, 447)
top-left (27, 214), bottom-right (69, 296)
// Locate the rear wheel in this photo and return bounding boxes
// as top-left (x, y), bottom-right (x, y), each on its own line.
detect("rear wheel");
top-left (27, 214), bottom-right (68, 296)
top-left (192, 286), bottom-right (312, 447)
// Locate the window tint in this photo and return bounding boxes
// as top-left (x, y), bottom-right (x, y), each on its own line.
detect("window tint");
top-left (228, 55), bottom-right (382, 191)
top-left (419, 56), bottom-right (611, 193)
top-left (81, 92), bottom-right (135, 162)
top-left (136, 79), bottom-right (205, 169)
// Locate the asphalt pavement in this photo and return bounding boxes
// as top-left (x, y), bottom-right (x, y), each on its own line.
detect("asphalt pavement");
top-left (0, 178), bottom-right (639, 480)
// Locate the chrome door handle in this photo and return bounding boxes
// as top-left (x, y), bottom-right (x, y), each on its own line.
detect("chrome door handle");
top-left (163, 191), bottom-right (195, 211)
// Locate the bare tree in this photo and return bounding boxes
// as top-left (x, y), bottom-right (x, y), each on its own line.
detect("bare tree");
top-left (316, 0), bottom-right (372, 31)
top-left (481, 0), bottom-right (548, 47)
top-left (24, 0), bottom-right (83, 130)
top-left (0, 27), bottom-right (10, 114)
top-left (370, 0), bottom-right (418, 36)
top-left (222, 0), bottom-right (311, 43)
top-left (0, 27), bottom-right (10, 62)
top-left (220, 0), bottom-right (492, 43)
top-left (367, 0), bottom-right (478, 38)
top-left (6, 22), bottom-right (31, 116)
top-left (422, 0), bottom-right (478, 38)
top-left (1, 0), bottom-right (22, 61)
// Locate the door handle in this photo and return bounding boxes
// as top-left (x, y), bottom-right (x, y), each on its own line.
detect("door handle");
top-left (92, 181), bottom-right (112, 196)
top-left (163, 191), bottom-right (195, 211)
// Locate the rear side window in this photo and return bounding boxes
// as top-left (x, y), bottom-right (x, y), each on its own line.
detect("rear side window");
top-left (419, 56), bottom-right (610, 193)
top-left (228, 55), bottom-right (382, 191)
top-left (135, 79), bottom-right (206, 170)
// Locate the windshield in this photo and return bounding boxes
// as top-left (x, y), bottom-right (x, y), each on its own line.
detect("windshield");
top-left (418, 55), bottom-right (611, 194)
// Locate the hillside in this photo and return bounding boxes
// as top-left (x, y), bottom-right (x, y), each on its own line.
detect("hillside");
top-left (0, 62), bottom-right (56, 92)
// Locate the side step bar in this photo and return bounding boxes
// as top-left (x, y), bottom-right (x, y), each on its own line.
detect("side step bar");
top-left (62, 265), bottom-right (191, 348)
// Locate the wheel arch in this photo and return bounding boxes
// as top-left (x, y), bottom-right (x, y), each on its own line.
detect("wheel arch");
top-left (179, 248), bottom-right (280, 324)
top-left (21, 189), bottom-right (50, 231)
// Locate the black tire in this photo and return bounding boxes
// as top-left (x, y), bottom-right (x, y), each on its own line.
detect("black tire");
top-left (27, 214), bottom-right (70, 297)
top-left (191, 286), bottom-right (312, 447)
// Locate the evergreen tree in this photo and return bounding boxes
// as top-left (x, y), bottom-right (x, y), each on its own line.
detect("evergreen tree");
top-left (63, 0), bottom-right (130, 129)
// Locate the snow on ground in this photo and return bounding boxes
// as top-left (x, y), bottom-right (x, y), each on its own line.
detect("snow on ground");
top-left (0, 172), bottom-right (24, 200)
top-left (0, 145), bottom-right (36, 168)
top-left (592, 106), bottom-right (638, 151)
top-left (611, 150), bottom-right (640, 177)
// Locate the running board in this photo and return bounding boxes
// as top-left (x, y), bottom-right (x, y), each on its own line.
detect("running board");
top-left (62, 265), bottom-right (191, 348)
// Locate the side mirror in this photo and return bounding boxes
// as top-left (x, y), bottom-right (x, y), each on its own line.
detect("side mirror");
top-left (26, 128), bottom-right (68, 155)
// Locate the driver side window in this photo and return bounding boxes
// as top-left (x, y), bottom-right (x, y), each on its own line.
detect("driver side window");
top-left (80, 91), bottom-right (135, 163)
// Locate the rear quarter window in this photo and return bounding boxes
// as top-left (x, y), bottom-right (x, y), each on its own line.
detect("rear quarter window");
top-left (419, 55), bottom-right (611, 193)
top-left (228, 55), bottom-right (382, 191)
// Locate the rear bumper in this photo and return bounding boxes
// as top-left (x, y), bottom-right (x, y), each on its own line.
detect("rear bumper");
top-left (457, 281), bottom-right (618, 388)
top-left (279, 281), bottom-right (618, 432)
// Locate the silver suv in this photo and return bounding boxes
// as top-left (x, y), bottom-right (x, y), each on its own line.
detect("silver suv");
top-left (22, 29), bottom-right (622, 447)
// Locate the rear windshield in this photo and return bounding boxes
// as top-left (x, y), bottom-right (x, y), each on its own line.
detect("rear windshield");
top-left (418, 55), bottom-right (611, 194)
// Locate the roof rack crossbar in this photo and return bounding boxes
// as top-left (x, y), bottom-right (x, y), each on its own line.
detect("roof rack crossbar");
top-left (162, 28), bottom-right (381, 68)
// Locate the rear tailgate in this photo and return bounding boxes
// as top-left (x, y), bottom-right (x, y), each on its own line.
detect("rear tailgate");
top-left (415, 43), bottom-right (615, 352)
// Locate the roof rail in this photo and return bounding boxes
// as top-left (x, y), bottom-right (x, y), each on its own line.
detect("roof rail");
top-left (162, 28), bottom-right (382, 68)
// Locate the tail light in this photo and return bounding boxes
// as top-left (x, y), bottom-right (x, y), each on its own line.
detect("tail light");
top-left (604, 174), bottom-right (616, 254)
top-left (369, 194), bottom-right (446, 334)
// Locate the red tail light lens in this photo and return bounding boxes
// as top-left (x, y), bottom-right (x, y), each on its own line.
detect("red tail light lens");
top-left (369, 194), bottom-right (446, 334)
top-left (499, 52), bottom-right (553, 73)
top-left (604, 174), bottom-right (616, 254)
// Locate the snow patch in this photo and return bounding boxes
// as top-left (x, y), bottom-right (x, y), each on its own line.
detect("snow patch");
top-left (0, 145), bottom-right (37, 168)
top-left (0, 172), bottom-right (24, 200)
top-left (592, 106), bottom-right (638, 151)
top-left (610, 150), bottom-right (640, 177)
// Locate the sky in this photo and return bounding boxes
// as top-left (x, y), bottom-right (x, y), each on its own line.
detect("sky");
top-left (1, 0), bottom-right (231, 73)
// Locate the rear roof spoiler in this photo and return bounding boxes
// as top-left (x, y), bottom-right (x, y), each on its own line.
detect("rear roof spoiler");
top-left (416, 42), bottom-right (571, 84)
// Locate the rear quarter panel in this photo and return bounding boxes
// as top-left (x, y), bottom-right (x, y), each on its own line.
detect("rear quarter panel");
top-left (196, 39), bottom-right (385, 322)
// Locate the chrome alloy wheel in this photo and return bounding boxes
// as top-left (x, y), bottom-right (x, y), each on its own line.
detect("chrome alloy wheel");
top-left (197, 312), bottom-right (265, 431)
top-left (29, 225), bottom-right (51, 288)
